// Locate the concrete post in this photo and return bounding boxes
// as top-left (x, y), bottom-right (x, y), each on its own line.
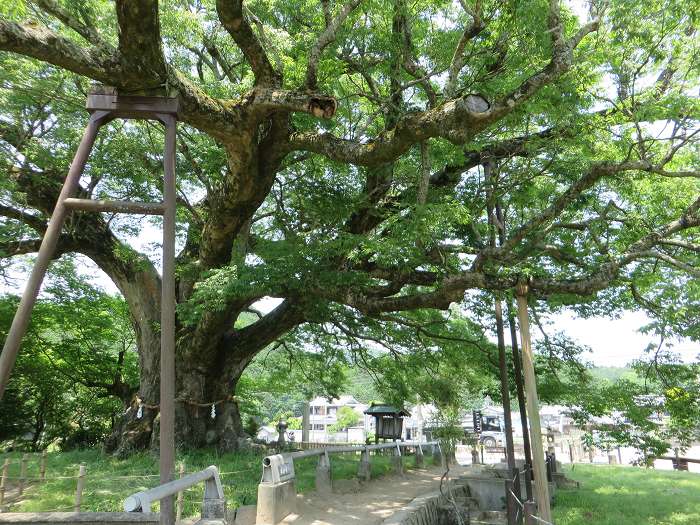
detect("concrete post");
top-left (74, 463), bottom-right (86, 512)
top-left (415, 444), bottom-right (424, 468)
top-left (315, 452), bottom-right (331, 494)
top-left (302, 402), bottom-right (310, 444)
top-left (176, 463), bottom-right (185, 522)
top-left (391, 445), bottom-right (403, 476)
top-left (357, 447), bottom-right (371, 482)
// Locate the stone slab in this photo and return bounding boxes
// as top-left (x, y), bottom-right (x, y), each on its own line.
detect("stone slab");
top-left (0, 513), bottom-right (159, 525)
top-left (256, 480), bottom-right (296, 525)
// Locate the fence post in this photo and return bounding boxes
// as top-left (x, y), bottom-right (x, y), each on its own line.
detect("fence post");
top-left (74, 463), bottom-right (86, 512)
top-left (18, 454), bottom-right (28, 496)
top-left (176, 462), bottom-right (185, 521)
top-left (40, 451), bottom-right (47, 482)
top-left (358, 447), bottom-right (371, 482)
top-left (524, 501), bottom-right (537, 525)
top-left (0, 458), bottom-right (8, 509)
top-left (513, 468), bottom-right (522, 525)
top-left (391, 444), bottom-right (403, 476)
top-left (505, 478), bottom-right (516, 525)
top-left (316, 452), bottom-right (332, 494)
top-left (415, 444), bottom-right (424, 468)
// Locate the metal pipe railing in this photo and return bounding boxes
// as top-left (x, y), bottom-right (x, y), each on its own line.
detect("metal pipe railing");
top-left (124, 466), bottom-right (223, 513)
top-left (275, 441), bottom-right (438, 462)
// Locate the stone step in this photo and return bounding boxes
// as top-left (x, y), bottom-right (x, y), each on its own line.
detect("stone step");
top-left (453, 495), bottom-right (479, 508)
top-left (471, 510), bottom-right (507, 525)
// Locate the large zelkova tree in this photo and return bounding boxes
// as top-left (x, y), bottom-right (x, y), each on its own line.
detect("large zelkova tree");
top-left (0, 0), bottom-right (698, 453)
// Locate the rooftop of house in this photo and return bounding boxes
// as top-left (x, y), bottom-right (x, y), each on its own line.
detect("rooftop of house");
top-left (364, 403), bottom-right (410, 416)
top-left (309, 395), bottom-right (364, 407)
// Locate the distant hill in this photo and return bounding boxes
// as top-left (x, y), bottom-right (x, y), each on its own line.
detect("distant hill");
top-left (589, 366), bottom-right (640, 382)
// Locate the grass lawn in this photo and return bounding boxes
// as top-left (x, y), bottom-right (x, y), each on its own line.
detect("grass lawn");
top-left (554, 464), bottom-right (700, 525)
top-left (3, 448), bottom-right (421, 517)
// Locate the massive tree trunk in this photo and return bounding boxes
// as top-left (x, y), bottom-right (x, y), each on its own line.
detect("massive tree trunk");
top-left (105, 350), bottom-right (247, 455)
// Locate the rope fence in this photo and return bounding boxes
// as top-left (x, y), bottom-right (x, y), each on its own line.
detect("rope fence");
top-left (0, 452), bottom-right (260, 517)
top-left (504, 468), bottom-right (554, 525)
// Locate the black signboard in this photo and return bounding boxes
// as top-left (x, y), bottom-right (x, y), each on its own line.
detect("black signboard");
top-left (473, 410), bottom-right (482, 434)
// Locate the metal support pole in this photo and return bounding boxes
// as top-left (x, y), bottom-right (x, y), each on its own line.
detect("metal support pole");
top-left (507, 300), bottom-right (534, 502)
top-left (158, 114), bottom-right (177, 525)
top-left (495, 298), bottom-right (519, 502)
top-left (515, 282), bottom-right (551, 523)
top-left (0, 111), bottom-right (109, 399)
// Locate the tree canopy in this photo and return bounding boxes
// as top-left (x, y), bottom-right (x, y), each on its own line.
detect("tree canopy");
top-left (0, 0), bottom-right (697, 451)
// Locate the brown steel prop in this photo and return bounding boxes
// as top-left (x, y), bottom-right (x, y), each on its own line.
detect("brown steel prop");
top-left (0, 89), bottom-right (178, 525)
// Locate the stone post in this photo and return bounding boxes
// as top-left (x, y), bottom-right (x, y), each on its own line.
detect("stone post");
top-left (18, 454), bottom-right (28, 496)
top-left (524, 501), bottom-right (537, 525)
top-left (302, 402), bottom-right (310, 444)
top-left (357, 447), bottom-right (371, 482)
top-left (391, 444), bottom-right (404, 476)
top-left (40, 450), bottom-right (47, 482)
top-left (74, 463), bottom-right (86, 512)
top-left (0, 458), bottom-right (8, 508)
top-left (415, 444), bottom-right (424, 468)
top-left (316, 452), bottom-right (332, 494)
top-left (176, 462), bottom-right (185, 522)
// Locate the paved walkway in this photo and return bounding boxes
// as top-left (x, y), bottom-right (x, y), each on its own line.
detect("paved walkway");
top-left (276, 464), bottom-right (467, 525)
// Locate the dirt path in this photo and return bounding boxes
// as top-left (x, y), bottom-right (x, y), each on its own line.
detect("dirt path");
top-left (279, 464), bottom-right (468, 525)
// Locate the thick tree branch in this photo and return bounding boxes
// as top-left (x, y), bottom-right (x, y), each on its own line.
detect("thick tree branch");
top-left (216, 0), bottom-right (279, 85)
top-left (248, 87), bottom-right (337, 118)
top-left (0, 19), bottom-right (116, 82)
top-left (287, 8), bottom-right (599, 166)
top-left (286, 93), bottom-right (491, 166)
top-left (32, 0), bottom-right (109, 49)
top-left (305, 0), bottom-right (362, 90)
top-left (114, 0), bottom-right (167, 83)
top-left (444, 0), bottom-right (484, 98)
top-left (0, 205), bottom-right (46, 232)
